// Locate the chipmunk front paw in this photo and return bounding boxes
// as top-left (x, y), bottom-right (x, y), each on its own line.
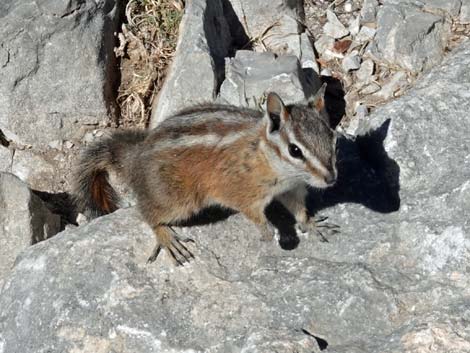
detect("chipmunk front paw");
top-left (296, 215), bottom-right (340, 242)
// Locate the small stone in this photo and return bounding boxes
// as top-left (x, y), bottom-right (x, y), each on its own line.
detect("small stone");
top-left (300, 33), bottom-right (320, 74)
top-left (356, 26), bottom-right (376, 43)
top-left (64, 141), bottom-right (74, 149)
top-left (333, 39), bottom-right (353, 54)
top-left (374, 71), bottom-right (408, 99)
top-left (320, 68), bottom-right (332, 76)
top-left (314, 34), bottom-right (335, 57)
top-left (359, 82), bottom-right (381, 95)
top-left (76, 213), bottom-right (88, 226)
top-left (344, 1), bottom-right (353, 12)
top-left (361, 0), bottom-right (379, 24)
top-left (355, 104), bottom-right (369, 118)
top-left (349, 16), bottom-right (361, 37)
top-left (356, 59), bottom-right (375, 83)
top-left (342, 51), bottom-right (361, 72)
top-left (324, 10), bottom-right (350, 39)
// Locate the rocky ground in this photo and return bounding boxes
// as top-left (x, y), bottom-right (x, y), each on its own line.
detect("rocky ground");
top-left (1, 0), bottom-right (470, 352)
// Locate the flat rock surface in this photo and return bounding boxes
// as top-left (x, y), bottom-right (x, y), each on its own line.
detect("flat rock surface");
top-left (1, 40), bottom-right (470, 352)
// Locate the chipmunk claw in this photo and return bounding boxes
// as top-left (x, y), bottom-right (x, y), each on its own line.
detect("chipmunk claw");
top-left (147, 235), bottom-right (194, 266)
top-left (296, 215), bottom-right (340, 242)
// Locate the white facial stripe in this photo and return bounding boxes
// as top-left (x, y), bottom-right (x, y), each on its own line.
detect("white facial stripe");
top-left (285, 131), bottom-right (329, 175)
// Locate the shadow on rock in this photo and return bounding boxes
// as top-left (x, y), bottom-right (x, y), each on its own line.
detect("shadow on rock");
top-left (311, 118), bottom-right (400, 214)
top-left (266, 119), bottom-right (401, 250)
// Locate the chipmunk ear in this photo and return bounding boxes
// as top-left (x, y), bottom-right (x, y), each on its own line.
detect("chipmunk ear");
top-left (265, 92), bottom-right (288, 133)
top-left (308, 83), bottom-right (327, 112)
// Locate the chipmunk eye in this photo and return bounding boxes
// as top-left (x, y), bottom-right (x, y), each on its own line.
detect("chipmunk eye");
top-left (288, 143), bottom-right (304, 160)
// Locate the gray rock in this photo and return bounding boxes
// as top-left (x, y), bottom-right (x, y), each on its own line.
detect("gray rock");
top-left (218, 51), bottom-right (321, 108)
top-left (2, 41), bottom-right (470, 352)
top-left (355, 25), bottom-right (376, 43)
top-left (371, 3), bottom-right (451, 73)
top-left (0, 0), bottom-right (122, 189)
top-left (342, 51), bottom-right (361, 72)
top-left (313, 34), bottom-right (335, 58)
top-left (460, 0), bottom-right (470, 23)
top-left (360, 0), bottom-right (379, 23)
top-left (299, 33), bottom-right (320, 74)
top-left (373, 71), bottom-right (408, 100)
top-left (0, 0), bottom-right (121, 148)
top-left (324, 9), bottom-right (350, 39)
top-left (355, 59), bottom-right (375, 83)
top-left (348, 15), bottom-right (361, 37)
top-left (422, 0), bottom-right (462, 17)
top-left (149, 0), bottom-right (231, 127)
top-left (226, 0), bottom-right (303, 48)
top-left (0, 172), bottom-right (60, 287)
top-left (359, 81), bottom-right (381, 94)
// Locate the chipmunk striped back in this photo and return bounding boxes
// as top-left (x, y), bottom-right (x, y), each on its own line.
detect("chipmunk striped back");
top-left (73, 87), bottom-right (338, 266)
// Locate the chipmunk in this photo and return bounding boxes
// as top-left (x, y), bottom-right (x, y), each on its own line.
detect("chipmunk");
top-left (73, 85), bottom-right (337, 265)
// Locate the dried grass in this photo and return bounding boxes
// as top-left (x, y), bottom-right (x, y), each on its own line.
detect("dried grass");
top-left (115, 0), bottom-right (184, 127)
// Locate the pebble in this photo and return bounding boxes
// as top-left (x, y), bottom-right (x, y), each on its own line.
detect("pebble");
top-left (314, 34), bottom-right (335, 59)
top-left (356, 26), bottom-right (377, 43)
top-left (324, 10), bottom-right (349, 39)
top-left (374, 71), bottom-right (408, 100)
top-left (349, 16), bottom-right (361, 37)
top-left (356, 59), bottom-right (375, 83)
top-left (320, 68), bottom-right (332, 77)
top-left (342, 51), bottom-right (361, 72)
top-left (359, 82), bottom-right (381, 95)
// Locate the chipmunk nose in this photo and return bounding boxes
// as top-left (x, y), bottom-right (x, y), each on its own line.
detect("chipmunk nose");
top-left (324, 171), bottom-right (337, 186)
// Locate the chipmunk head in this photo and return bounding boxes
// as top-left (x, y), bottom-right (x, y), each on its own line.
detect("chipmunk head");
top-left (262, 85), bottom-right (337, 189)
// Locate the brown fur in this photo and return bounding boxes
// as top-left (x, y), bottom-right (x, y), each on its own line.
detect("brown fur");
top-left (74, 95), bottom-right (336, 265)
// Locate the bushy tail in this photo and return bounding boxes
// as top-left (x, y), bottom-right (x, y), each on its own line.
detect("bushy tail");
top-left (73, 130), bottom-right (148, 219)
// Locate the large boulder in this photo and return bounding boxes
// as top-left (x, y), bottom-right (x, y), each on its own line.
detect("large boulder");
top-left (0, 172), bottom-right (61, 288)
top-left (0, 0), bottom-right (122, 188)
top-left (1, 40), bottom-right (470, 352)
top-left (370, 1), bottom-right (451, 73)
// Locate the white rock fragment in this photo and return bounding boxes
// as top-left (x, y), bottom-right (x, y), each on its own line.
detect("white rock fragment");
top-left (356, 26), bottom-right (376, 43)
top-left (374, 71), bottom-right (408, 99)
top-left (356, 59), bottom-right (374, 83)
top-left (314, 34), bottom-right (335, 57)
top-left (359, 82), bottom-right (381, 95)
top-left (344, 1), bottom-right (353, 12)
top-left (76, 213), bottom-right (88, 226)
top-left (349, 16), bottom-right (361, 37)
top-left (320, 68), bottom-right (332, 76)
top-left (355, 104), bottom-right (368, 119)
top-left (324, 10), bottom-right (349, 39)
top-left (64, 141), bottom-right (74, 149)
top-left (342, 51), bottom-right (361, 72)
